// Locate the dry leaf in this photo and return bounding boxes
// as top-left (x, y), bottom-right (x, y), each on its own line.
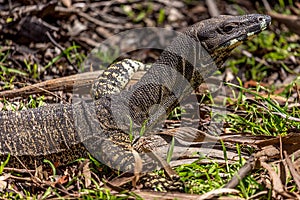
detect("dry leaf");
top-left (83, 161), bottom-right (91, 188)
top-left (57, 175), bottom-right (69, 185)
top-left (61, 0), bottom-right (72, 8)
top-left (0, 174), bottom-right (10, 192)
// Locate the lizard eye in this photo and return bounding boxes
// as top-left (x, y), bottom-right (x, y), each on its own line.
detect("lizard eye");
top-left (223, 23), bottom-right (237, 33)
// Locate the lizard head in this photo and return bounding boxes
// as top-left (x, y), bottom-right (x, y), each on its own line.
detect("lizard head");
top-left (189, 14), bottom-right (271, 68)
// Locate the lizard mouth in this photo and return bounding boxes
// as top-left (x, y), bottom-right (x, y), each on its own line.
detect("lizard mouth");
top-left (246, 15), bottom-right (271, 38)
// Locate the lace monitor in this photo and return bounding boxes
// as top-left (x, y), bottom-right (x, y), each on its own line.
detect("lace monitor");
top-left (0, 14), bottom-right (271, 171)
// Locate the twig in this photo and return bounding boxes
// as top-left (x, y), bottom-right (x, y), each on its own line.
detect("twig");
top-left (284, 151), bottom-right (300, 190)
top-left (132, 188), bottom-right (240, 200)
top-left (248, 191), bottom-right (269, 200)
top-left (55, 6), bottom-right (126, 29)
top-left (3, 167), bottom-right (35, 173)
top-left (261, 0), bottom-right (272, 12)
top-left (205, 0), bottom-right (220, 17)
top-left (6, 174), bottom-right (32, 181)
top-left (0, 70), bottom-right (145, 99)
top-left (272, 112), bottom-right (300, 122)
top-left (224, 155), bottom-right (256, 189)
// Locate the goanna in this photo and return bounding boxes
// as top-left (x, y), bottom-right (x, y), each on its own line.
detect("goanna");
top-left (0, 14), bottom-right (271, 171)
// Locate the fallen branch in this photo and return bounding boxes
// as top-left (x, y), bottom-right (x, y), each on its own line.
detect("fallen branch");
top-left (0, 71), bottom-right (146, 99)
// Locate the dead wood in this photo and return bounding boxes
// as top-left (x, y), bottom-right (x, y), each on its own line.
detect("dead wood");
top-left (0, 71), bottom-right (146, 99)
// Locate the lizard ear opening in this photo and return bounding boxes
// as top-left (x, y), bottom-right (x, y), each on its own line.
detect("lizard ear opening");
top-left (197, 32), bottom-right (208, 41)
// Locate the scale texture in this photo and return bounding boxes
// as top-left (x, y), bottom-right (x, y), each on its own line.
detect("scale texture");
top-left (0, 14), bottom-right (271, 171)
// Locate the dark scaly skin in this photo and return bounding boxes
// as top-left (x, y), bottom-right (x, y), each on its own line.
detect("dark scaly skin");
top-left (0, 14), bottom-right (271, 170)
top-left (0, 103), bottom-right (86, 168)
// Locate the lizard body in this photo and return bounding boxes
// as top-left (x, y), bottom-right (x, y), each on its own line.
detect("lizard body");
top-left (0, 14), bottom-right (271, 171)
